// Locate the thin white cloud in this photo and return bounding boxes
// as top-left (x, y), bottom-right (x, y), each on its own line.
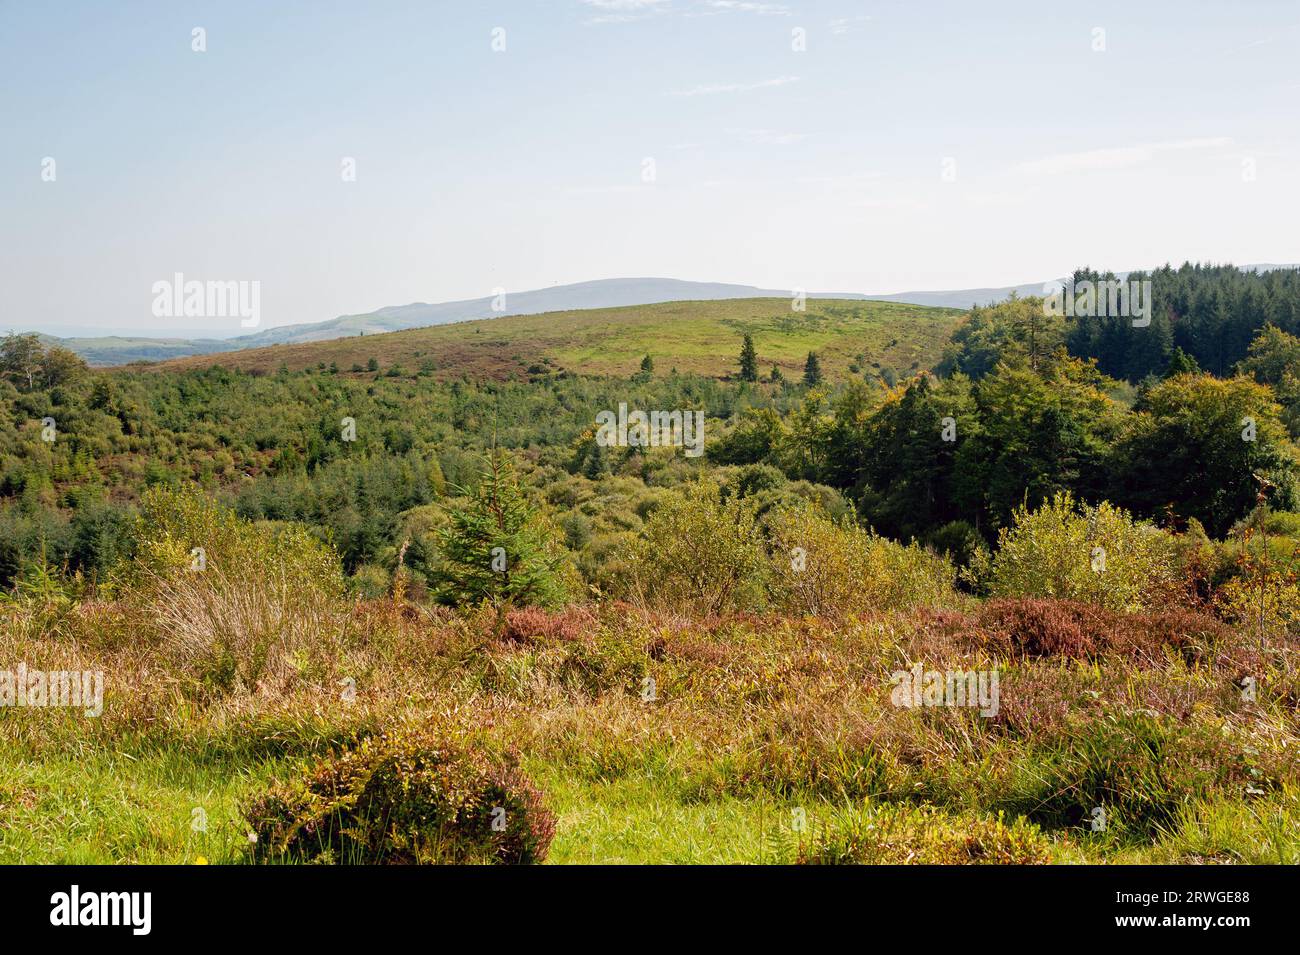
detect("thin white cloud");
top-left (1015, 137), bottom-right (1233, 175)
top-left (670, 75), bottom-right (800, 96)
top-left (562, 182), bottom-right (651, 195)
top-left (701, 1), bottom-right (791, 14)
top-left (580, 0), bottom-right (669, 9)
top-left (579, 0), bottom-right (671, 23)
top-left (729, 127), bottom-right (807, 145)
top-left (1208, 36), bottom-right (1280, 62)
top-left (797, 171), bottom-right (883, 187)
top-left (829, 15), bottom-right (871, 34)
top-left (583, 0), bottom-right (790, 23)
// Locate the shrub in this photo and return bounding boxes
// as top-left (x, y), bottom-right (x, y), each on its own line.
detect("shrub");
top-left (244, 728), bottom-right (556, 864)
top-left (1218, 572), bottom-right (1300, 636)
top-left (984, 492), bottom-right (1179, 610)
top-left (730, 463), bottom-right (785, 497)
top-left (792, 803), bottom-right (1052, 865)
top-left (623, 480), bottom-right (766, 615)
top-left (765, 504), bottom-right (955, 617)
top-left (124, 486), bottom-right (343, 593)
top-left (1216, 514), bottom-right (1300, 634)
top-left (961, 598), bottom-right (1233, 664)
top-left (781, 480), bottom-right (854, 524)
top-left (500, 604), bottom-right (597, 644)
top-left (927, 520), bottom-right (985, 569)
top-left (348, 563), bottom-right (392, 600)
top-left (560, 512), bottom-right (593, 551)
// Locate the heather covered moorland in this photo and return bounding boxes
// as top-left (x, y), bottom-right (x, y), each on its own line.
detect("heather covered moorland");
top-left (2, 264), bottom-right (1299, 864)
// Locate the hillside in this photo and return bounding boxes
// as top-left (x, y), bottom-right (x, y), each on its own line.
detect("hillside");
top-left (151, 297), bottom-right (962, 380)
top-left (226, 277), bottom-right (877, 348)
top-left (35, 334), bottom-right (232, 366)
top-left (32, 267), bottom-right (1298, 367)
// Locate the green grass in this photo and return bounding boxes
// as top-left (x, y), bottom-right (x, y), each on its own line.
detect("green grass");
top-left (6, 738), bottom-right (1294, 864)
top-left (0, 746), bottom-right (280, 864)
top-left (0, 742), bottom-right (799, 864)
top-left (540, 772), bottom-right (791, 865)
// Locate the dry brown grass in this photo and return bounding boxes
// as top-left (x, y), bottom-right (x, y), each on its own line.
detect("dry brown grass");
top-left (4, 587), bottom-right (1297, 854)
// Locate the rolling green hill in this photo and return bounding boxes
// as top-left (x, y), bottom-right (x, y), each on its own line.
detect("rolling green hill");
top-left (153, 297), bottom-right (963, 380)
top-left (35, 334), bottom-right (232, 366)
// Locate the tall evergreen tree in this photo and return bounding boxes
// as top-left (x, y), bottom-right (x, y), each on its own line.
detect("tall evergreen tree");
top-left (851, 374), bottom-right (974, 540)
top-left (433, 451), bottom-right (568, 613)
top-left (802, 351), bottom-right (823, 386)
top-left (583, 439), bottom-right (610, 479)
top-left (738, 335), bottom-right (759, 381)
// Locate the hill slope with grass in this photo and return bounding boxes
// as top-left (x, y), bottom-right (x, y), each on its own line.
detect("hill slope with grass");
top-left (149, 298), bottom-right (962, 381)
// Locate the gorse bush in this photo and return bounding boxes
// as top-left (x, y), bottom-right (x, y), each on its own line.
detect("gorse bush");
top-left (765, 503), bottom-right (956, 617)
top-left (623, 480), bottom-right (767, 615)
top-left (244, 727), bottom-right (556, 864)
top-left (125, 486), bottom-right (343, 593)
top-left (621, 489), bottom-right (955, 619)
top-left (982, 492), bottom-right (1179, 611)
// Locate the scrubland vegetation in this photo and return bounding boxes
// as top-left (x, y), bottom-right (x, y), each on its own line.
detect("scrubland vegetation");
top-left (2, 263), bottom-right (1299, 864)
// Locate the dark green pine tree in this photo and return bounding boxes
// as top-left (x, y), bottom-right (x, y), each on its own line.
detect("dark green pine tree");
top-left (639, 354), bottom-right (654, 378)
top-left (583, 439), bottom-right (610, 479)
top-left (802, 351), bottom-right (822, 386)
top-left (738, 335), bottom-right (759, 381)
top-left (434, 450), bottom-right (568, 613)
top-left (1163, 345), bottom-right (1201, 378)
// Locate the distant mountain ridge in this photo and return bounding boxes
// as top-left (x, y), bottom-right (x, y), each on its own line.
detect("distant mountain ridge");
top-left (231, 278), bottom-right (862, 349)
top-left (22, 268), bottom-right (1299, 365)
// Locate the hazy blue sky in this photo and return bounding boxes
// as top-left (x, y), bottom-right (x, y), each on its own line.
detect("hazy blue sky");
top-left (3, 0), bottom-right (1298, 336)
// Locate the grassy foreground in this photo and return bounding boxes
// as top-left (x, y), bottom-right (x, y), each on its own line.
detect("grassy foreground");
top-left (3, 589), bottom-right (1296, 864)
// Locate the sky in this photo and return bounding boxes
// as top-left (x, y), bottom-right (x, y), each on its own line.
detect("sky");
top-left (2, 0), bottom-right (1298, 337)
